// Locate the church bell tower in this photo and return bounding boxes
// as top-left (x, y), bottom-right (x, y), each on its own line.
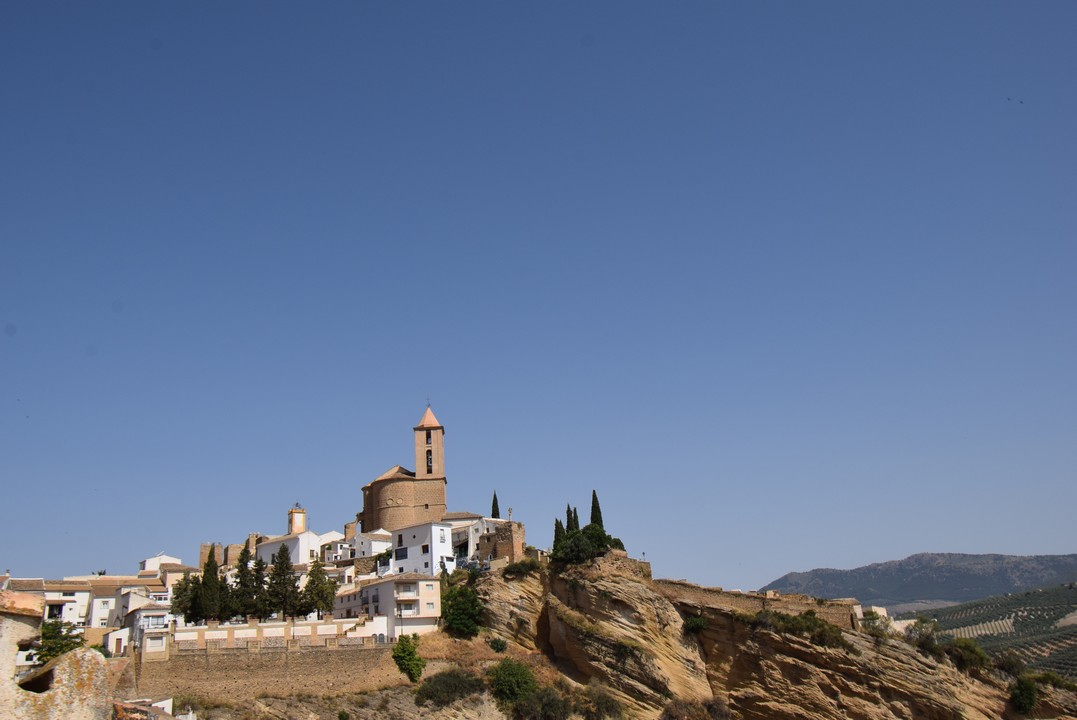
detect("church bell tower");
top-left (414, 405), bottom-right (445, 479)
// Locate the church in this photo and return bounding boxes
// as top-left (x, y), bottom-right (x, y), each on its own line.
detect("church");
top-left (356, 406), bottom-right (449, 534)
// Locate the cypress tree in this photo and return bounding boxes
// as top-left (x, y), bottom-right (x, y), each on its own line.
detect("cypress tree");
top-left (571, 507), bottom-right (580, 533)
top-left (553, 518), bottom-right (565, 550)
top-left (251, 556), bottom-right (271, 620)
top-left (200, 547), bottom-right (222, 621)
top-left (590, 490), bottom-right (604, 529)
top-left (491, 492), bottom-right (500, 519)
top-left (300, 558), bottom-right (337, 619)
top-left (233, 540), bottom-right (257, 618)
top-left (566, 504), bottom-right (574, 532)
top-left (267, 543), bottom-right (300, 618)
top-left (170, 571), bottom-right (203, 624)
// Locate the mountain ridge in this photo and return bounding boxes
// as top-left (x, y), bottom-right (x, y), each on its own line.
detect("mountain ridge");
top-left (762, 552), bottom-right (1077, 611)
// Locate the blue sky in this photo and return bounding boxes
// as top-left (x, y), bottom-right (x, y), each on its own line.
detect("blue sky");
top-left (2, 2), bottom-right (1074, 590)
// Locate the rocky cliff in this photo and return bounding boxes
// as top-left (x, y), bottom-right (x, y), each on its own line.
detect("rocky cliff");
top-left (478, 553), bottom-right (1077, 720)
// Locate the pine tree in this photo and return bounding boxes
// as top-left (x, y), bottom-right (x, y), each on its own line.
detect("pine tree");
top-left (300, 558), bottom-right (338, 619)
top-left (491, 492), bottom-right (500, 519)
top-left (590, 489), bottom-right (604, 529)
top-left (251, 556), bottom-right (271, 620)
top-left (267, 543), bottom-right (300, 618)
top-left (199, 548), bottom-right (222, 621)
top-left (232, 540), bottom-right (257, 618)
top-left (553, 518), bottom-right (566, 550)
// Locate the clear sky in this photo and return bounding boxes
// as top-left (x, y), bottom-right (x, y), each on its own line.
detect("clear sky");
top-left (2, 2), bottom-right (1074, 591)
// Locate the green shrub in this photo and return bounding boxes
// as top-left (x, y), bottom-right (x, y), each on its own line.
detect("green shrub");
top-left (1029, 671), bottom-right (1077, 691)
top-left (904, 617), bottom-right (945, 660)
top-left (504, 558), bottom-right (541, 577)
top-left (489, 659), bottom-right (537, 704)
top-left (1010, 676), bottom-right (1038, 714)
top-left (513, 685), bottom-right (571, 720)
top-left (993, 651), bottom-right (1026, 677)
top-left (415, 669), bottom-right (485, 707)
top-left (683, 616), bottom-right (708, 635)
top-left (391, 634), bottom-right (426, 682)
top-left (338, 712), bottom-right (350, 720)
top-left (750, 610), bottom-right (856, 653)
top-left (860, 610), bottom-right (889, 647)
top-left (577, 686), bottom-right (623, 720)
top-left (488, 637), bottom-right (508, 653)
top-left (943, 637), bottom-right (991, 673)
top-left (442, 584), bottom-right (484, 638)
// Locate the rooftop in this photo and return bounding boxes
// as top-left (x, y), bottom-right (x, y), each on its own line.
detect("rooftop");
top-left (414, 406), bottom-right (442, 429)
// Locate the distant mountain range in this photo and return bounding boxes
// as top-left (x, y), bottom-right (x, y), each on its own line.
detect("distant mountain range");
top-left (762, 553), bottom-right (1077, 612)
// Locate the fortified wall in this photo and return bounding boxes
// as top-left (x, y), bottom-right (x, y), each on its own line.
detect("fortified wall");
top-left (654, 579), bottom-right (860, 630)
top-left (127, 645), bottom-right (399, 703)
top-left (477, 521), bottom-right (527, 564)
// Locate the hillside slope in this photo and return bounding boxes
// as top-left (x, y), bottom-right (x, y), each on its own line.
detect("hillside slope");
top-left (925, 583), bottom-right (1077, 679)
top-left (762, 553), bottom-right (1077, 610)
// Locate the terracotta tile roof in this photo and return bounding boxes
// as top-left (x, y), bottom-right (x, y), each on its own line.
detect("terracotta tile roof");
top-left (43, 580), bottom-right (91, 592)
top-left (372, 465), bottom-right (415, 482)
top-left (362, 572), bottom-right (434, 588)
top-left (0, 590), bottom-right (45, 617)
top-left (87, 577), bottom-right (144, 587)
top-left (442, 511), bottom-right (483, 521)
top-left (159, 563), bottom-right (198, 573)
top-left (414, 406), bottom-right (442, 429)
top-left (8, 579), bottom-right (44, 592)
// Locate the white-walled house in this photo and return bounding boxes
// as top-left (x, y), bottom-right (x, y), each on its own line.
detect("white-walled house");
top-left (446, 516), bottom-right (513, 563)
top-left (333, 572), bottom-right (440, 639)
top-left (43, 581), bottom-right (91, 626)
top-left (256, 530), bottom-right (339, 567)
top-left (379, 521), bottom-right (456, 576)
top-left (138, 553), bottom-right (183, 574)
top-left (353, 530), bottom-right (392, 559)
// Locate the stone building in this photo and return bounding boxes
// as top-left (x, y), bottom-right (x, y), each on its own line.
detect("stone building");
top-left (357, 406), bottom-right (448, 533)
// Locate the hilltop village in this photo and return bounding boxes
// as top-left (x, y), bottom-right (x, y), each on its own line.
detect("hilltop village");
top-left (2, 407), bottom-right (530, 667)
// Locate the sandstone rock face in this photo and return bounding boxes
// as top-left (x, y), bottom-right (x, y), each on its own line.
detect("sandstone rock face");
top-left (1, 590), bottom-right (113, 720)
top-left (479, 556), bottom-right (711, 717)
top-left (478, 555), bottom-right (1077, 720)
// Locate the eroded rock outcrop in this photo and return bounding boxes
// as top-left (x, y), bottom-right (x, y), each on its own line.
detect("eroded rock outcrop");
top-left (478, 554), bottom-right (1077, 719)
top-left (1, 590), bottom-right (114, 720)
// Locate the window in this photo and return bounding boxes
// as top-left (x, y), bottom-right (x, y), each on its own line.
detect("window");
top-left (421, 544), bottom-right (429, 554)
top-left (47, 605), bottom-right (63, 619)
top-left (62, 591), bottom-right (75, 597)
top-left (395, 547), bottom-right (408, 560)
top-left (439, 530), bottom-right (446, 542)
top-left (426, 429), bottom-right (431, 445)
top-left (310, 549), bottom-right (316, 559)
top-left (426, 602), bottom-right (435, 610)
top-left (424, 562), bottom-right (429, 568)
top-left (425, 583), bottom-right (434, 591)
top-left (100, 600), bottom-right (110, 608)
top-left (398, 534), bottom-right (403, 546)
top-left (426, 449), bottom-right (432, 472)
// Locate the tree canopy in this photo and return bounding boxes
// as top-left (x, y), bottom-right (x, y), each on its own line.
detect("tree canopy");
top-left (267, 543), bottom-right (301, 618)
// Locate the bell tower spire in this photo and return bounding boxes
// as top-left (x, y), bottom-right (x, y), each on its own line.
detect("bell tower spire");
top-left (414, 405), bottom-right (445, 479)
